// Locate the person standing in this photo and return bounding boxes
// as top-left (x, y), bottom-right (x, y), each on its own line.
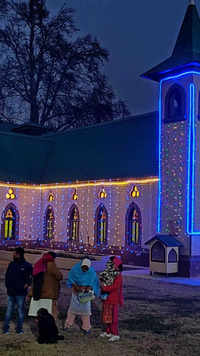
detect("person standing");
top-left (100, 256), bottom-right (124, 342)
top-left (64, 258), bottom-right (100, 334)
top-left (2, 247), bottom-right (33, 334)
top-left (28, 251), bottom-right (63, 320)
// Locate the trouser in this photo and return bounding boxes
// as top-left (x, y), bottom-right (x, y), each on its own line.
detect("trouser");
top-left (106, 304), bottom-right (119, 336)
top-left (3, 295), bottom-right (26, 332)
top-left (65, 310), bottom-right (91, 331)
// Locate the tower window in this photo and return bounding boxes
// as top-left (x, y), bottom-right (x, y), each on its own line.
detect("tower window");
top-left (165, 84), bottom-right (186, 123)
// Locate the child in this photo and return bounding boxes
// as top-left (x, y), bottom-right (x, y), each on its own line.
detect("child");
top-left (100, 256), bottom-right (124, 342)
top-left (36, 308), bottom-right (64, 344)
top-left (99, 256), bottom-right (119, 300)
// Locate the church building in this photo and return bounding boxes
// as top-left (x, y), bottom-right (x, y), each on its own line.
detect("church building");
top-left (0, 1), bottom-right (199, 276)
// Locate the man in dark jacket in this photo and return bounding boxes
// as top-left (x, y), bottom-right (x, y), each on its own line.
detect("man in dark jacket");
top-left (2, 247), bottom-right (32, 334)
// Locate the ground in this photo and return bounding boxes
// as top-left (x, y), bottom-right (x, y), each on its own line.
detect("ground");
top-left (0, 251), bottom-right (200, 356)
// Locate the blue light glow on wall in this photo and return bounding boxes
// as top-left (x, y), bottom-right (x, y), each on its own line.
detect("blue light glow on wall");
top-left (157, 71), bottom-right (200, 235)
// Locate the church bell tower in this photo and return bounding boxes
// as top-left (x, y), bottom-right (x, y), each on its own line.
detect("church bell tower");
top-left (142, 0), bottom-right (200, 276)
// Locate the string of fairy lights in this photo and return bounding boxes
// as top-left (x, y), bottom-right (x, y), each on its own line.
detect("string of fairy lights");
top-left (162, 121), bottom-right (186, 236)
top-left (0, 177), bottom-right (158, 249)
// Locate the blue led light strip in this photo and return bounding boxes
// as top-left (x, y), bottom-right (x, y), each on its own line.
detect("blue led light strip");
top-left (187, 83), bottom-right (195, 234)
top-left (157, 83), bottom-right (162, 232)
top-left (157, 71), bottom-right (200, 235)
top-left (191, 84), bottom-right (196, 234)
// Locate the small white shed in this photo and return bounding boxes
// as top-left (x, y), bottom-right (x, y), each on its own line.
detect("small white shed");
top-left (145, 234), bottom-right (183, 275)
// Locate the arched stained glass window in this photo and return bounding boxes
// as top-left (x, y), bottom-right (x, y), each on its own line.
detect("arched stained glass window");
top-left (68, 205), bottom-right (79, 241)
top-left (2, 204), bottom-right (19, 240)
top-left (125, 203), bottom-right (141, 246)
top-left (44, 206), bottom-right (55, 239)
top-left (165, 84), bottom-right (186, 123)
top-left (95, 205), bottom-right (108, 245)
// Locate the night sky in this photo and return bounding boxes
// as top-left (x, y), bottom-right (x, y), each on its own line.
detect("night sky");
top-left (47, 0), bottom-right (194, 116)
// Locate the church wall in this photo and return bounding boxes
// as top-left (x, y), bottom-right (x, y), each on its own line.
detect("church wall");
top-left (39, 180), bottom-right (158, 248)
top-left (0, 179), bottom-right (158, 252)
top-left (0, 186), bottom-right (42, 241)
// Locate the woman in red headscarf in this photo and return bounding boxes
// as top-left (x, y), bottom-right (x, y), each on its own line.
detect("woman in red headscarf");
top-left (100, 256), bottom-right (124, 342)
top-left (28, 252), bottom-right (62, 320)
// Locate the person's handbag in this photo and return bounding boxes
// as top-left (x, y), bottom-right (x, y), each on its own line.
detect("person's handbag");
top-left (28, 298), bottom-right (52, 316)
top-left (77, 290), bottom-right (95, 303)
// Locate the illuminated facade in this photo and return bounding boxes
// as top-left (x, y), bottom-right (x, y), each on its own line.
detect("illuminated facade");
top-left (142, 1), bottom-right (200, 276)
top-left (0, 2), bottom-right (200, 275)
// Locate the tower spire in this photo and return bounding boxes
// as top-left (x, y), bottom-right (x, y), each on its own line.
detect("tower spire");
top-left (142, 0), bottom-right (200, 81)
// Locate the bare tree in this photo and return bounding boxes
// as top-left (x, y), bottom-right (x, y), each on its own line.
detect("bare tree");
top-left (0, 0), bottom-right (129, 130)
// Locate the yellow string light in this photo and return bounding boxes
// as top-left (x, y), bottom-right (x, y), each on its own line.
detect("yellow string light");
top-left (0, 177), bottom-right (158, 191)
top-left (6, 188), bottom-right (16, 199)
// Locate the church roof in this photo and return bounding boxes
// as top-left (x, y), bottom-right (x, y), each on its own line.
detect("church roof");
top-left (142, 3), bottom-right (200, 82)
top-left (0, 112), bottom-right (158, 184)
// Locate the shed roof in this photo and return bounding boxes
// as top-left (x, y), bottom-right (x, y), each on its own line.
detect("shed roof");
top-left (145, 234), bottom-right (183, 247)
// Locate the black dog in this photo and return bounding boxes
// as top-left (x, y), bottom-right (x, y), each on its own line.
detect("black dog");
top-left (37, 308), bottom-right (64, 344)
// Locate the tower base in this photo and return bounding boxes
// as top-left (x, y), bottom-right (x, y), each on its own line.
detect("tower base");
top-left (179, 255), bottom-right (200, 277)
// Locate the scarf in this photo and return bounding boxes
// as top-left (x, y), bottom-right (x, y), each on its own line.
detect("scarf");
top-left (33, 253), bottom-right (54, 276)
top-left (67, 262), bottom-right (100, 296)
top-left (100, 256), bottom-right (122, 286)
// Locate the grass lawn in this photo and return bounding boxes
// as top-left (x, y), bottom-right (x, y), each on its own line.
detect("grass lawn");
top-left (0, 251), bottom-right (200, 355)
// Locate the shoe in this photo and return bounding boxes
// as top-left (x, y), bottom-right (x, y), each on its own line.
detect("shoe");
top-left (63, 326), bottom-right (72, 331)
top-left (2, 330), bottom-right (9, 334)
top-left (108, 335), bottom-right (120, 342)
top-left (100, 332), bottom-right (112, 338)
top-left (16, 330), bottom-right (24, 334)
top-left (80, 328), bottom-right (91, 335)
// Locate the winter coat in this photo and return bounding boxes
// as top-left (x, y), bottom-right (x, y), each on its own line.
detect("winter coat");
top-left (39, 261), bottom-right (63, 300)
top-left (5, 259), bottom-right (33, 296)
top-left (101, 274), bottom-right (124, 306)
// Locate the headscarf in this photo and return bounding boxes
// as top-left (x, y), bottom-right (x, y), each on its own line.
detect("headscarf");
top-left (67, 261), bottom-right (100, 296)
top-left (113, 256), bottom-right (122, 269)
top-left (100, 256), bottom-right (122, 286)
top-left (33, 253), bottom-right (54, 276)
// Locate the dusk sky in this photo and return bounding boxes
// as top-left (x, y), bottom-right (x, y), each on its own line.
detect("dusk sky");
top-left (47, 0), bottom-right (194, 116)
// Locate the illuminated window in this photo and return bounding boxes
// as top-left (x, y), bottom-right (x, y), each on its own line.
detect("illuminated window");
top-left (6, 188), bottom-right (16, 200)
top-left (99, 189), bottom-right (107, 199)
top-left (165, 84), bottom-right (186, 123)
top-left (72, 190), bottom-right (78, 200)
top-left (95, 205), bottom-right (108, 245)
top-left (48, 193), bottom-right (54, 202)
top-left (131, 186), bottom-right (140, 198)
top-left (68, 205), bottom-right (79, 241)
top-left (125, 202), bottom-right (141, 246)
top-left (44, 206), bottom-right (54, 239)
top-left (2, 204), bottom-right (19, 240)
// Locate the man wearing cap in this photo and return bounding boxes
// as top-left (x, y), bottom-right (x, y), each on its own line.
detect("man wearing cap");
top-left (2, 247), bottom-right (33, 334)
top-left (64, 258), bottom-right (99, 334)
